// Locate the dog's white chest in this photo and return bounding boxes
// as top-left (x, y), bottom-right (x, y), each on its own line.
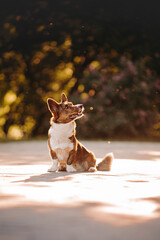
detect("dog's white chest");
top-left (48, 121), bottom-right (75, 162)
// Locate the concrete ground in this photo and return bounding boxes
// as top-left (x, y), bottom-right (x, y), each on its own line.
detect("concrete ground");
top-left (0, 140), bottom-right (160, 240)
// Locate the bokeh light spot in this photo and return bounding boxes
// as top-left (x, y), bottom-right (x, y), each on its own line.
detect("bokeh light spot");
top-left (8, 125), bottom-right (23, 140)
top-left (4, 90), bottom-right (17, 105)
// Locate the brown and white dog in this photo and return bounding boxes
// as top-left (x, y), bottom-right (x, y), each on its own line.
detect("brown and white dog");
top-left (47, 93), bottom-right (113, 172)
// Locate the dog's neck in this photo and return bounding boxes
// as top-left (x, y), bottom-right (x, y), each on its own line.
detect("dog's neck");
top-left (49, 120), bottom-right (76, 137)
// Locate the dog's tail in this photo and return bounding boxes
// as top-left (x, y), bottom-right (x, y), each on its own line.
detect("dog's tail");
top-left (96, 153), bottom-right (114, 171)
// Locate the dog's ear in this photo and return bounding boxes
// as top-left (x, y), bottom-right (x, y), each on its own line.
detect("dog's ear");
top-left (61, 93), bottom-right (68, 103)
top-left (47, 98), bottom-right (59, 118)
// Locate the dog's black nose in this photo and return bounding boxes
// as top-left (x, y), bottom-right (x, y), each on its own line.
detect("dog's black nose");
top-left (79, 104), bottom-right (83, 109)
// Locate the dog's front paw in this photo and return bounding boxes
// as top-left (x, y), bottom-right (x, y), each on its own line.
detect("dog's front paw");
top-left (48, 160), bottom-right (58, 172)
top-left (48, 167), bottom-right (57, 172)
top-left (66, 164), bottom-right (77, 173)
top-left (48, 166), bottom-right (58, 172)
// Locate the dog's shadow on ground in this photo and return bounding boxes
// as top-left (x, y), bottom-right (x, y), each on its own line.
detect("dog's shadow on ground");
top-left (18, 171), bottom-right (80, 183)
top-left (16, 171), bottom-right (113, 184)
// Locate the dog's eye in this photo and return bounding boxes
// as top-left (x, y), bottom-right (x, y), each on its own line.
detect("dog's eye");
top-left (65, 105), bottom-right (68, 109)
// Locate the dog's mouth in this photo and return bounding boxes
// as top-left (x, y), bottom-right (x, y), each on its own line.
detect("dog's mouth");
top-left (69, 106), bottom-right (84, 119)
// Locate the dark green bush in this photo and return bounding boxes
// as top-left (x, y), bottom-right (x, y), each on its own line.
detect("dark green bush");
top-left (71, 54), bottom-right (160, 139)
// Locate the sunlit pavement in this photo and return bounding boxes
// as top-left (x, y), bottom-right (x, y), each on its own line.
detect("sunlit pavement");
top-left (0, 141), bottom-right (160, 240)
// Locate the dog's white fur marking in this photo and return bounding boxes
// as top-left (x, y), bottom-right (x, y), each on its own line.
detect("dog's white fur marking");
top-left (48, 159), bottom-right (58, 172)
top-left (49, 121), bottom-right (75, 163)
top-left (49, 121), bottom-right (75, 149)
top-left (66, 164), bottom-right (77, 172)
top-left (88, 166), bottom-right (97, 172)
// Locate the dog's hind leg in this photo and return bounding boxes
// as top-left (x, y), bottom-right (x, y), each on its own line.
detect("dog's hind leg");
top-left (88, 166), bottom-right (97, 172)
top-left (86, 153), bottom-right (97, 172)
top-left (67, 150), bottom-right (76, 165)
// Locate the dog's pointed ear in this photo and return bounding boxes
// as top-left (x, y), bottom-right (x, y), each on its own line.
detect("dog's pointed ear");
top-left (61, 93), bottom-right (68, 103)
top-left (47, 98), bottom-right (59, 118)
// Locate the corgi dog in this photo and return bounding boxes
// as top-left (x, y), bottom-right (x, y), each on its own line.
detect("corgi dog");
top-left (47, 93), bottom-right (113, 172)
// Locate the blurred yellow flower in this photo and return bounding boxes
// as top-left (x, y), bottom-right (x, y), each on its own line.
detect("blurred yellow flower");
top-left (61, 36), bottom-right (72, 50)
top-left (37, 25), bottom-right (45, 32)
top-left (0, 73), bottom-right (5, 81)
top-left (4, 23), bottom-right (10, 29)
top-left (8, 125), bottom-right (23, 140)
top-left (18, 74), bottom-right (26, 83)
top-left (4, 91), bottom-right (17, 105)
top-left (78, 84), bottom-right (85, 92)
top-left (0, 105), bottom-right (10, 117)
top-left (89, 61), bottom-right (100, 70)
top-left (67, 78), bottom-right (77, 88)
top-left (81, 92), bottom-right (88, 100)
top-left (51, 83), bottom-right (60, 91)
top-left (89, 89), bottom-right (95, 96)
top-left (0, 117), bottom-right (6, 126)
top-left (23, 116), bottom-right (36, 135)
top-left (10, 26), bottom-right (16, 34)
top-left (74, 56), bottom-right (81, 64)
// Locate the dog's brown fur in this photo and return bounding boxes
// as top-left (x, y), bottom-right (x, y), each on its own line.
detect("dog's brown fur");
top-left (47, 93), bottom-right (113, 172)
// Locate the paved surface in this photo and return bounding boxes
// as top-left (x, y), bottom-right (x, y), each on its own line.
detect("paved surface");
top-left (0, 140), bottom-right (160, 240)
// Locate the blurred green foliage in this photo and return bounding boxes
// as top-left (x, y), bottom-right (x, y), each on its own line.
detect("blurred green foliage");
top-left (74, 54), bottom-right (160, 139)
top-left (0, 0), bottom-right (160, 140)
